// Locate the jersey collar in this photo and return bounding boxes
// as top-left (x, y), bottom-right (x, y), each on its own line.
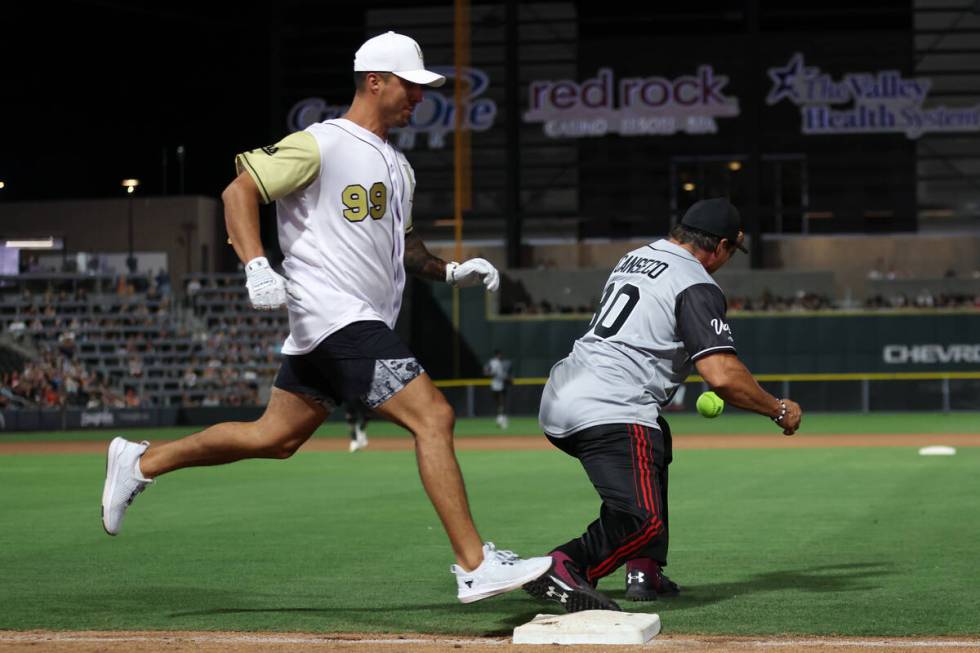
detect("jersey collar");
top-left (334, 118), bottom-right (389, 148)
top-left (649, 239), bottom-right (700, 264)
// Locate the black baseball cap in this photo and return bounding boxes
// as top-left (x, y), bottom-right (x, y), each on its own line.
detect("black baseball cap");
top-left (680, 198), bottom-right (748, 253)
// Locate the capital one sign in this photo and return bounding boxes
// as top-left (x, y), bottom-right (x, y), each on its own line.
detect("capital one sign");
top-left (287, 66), bottom-right (497, 150)
top-left (524, 66), bottom-right (740, 138)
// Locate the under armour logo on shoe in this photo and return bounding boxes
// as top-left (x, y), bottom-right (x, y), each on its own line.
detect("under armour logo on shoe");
top-left (546, 586), bottom-right (569, 603)
top-left (627, 571), bottom-right (645, 584)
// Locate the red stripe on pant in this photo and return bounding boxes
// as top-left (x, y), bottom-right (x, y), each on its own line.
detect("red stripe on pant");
top-left (587, 517), bottom-right (663, 582)
top-left (637, 425), bottom-right (654, 513)
top-left (586, 425), bottom-right (663, 582)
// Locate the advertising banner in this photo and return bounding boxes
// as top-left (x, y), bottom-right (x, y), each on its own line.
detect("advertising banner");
top-left (766, 53), bottom-right (980, 139)
top-left (287, 66), bottom-right (496, 150)
top-left (524, 66), bottom-right (740, 138)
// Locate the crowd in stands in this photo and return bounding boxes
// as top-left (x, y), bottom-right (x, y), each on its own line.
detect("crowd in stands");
top-left (728, 291), bottom-right (834, 312)
top-left (1, 273), bottom-right (285, 410)
top-left (502, 288), bottom-right (978, 315)
top-left (1, 264), bottom-right (977, 409)
top-left (0, 352), bottom-right (129, 410)
top-left (863, 291), bottom-right (979, 309)
top-left (501, 263), bottom-right (979, 315)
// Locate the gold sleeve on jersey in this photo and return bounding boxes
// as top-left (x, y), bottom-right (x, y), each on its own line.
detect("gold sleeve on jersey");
top-left (235, 131), bottom-right (320, 204)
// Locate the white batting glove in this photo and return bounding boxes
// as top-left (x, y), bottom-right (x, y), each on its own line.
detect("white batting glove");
top-left (244, 256), bottom-right (288, 310)
top-left (446, 258), bottom-right (500, 292)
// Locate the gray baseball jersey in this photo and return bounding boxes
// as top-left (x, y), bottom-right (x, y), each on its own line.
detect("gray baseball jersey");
top-left (539, 239), bottom-right (736, 437)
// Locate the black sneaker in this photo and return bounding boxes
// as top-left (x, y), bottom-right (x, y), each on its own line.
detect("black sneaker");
top-left (523, 551), bottom-right (621, 613)
top-left (624, 566), bottom-right (681, 602)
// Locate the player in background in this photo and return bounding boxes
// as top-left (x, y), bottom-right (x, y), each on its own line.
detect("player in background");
top-left (347, 399), bottom-right (370, 452)
top-left (101, 31), bottom-right (551, 604)
top-left (524, 198), bottom-right (803, 612)
top-left (483, 350), bottom-right (512, 429)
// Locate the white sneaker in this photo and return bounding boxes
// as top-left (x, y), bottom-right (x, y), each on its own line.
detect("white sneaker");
top-left (101, 437), bottom-right (152, 535)
top-left (451, 542), bottom-right (552, 603)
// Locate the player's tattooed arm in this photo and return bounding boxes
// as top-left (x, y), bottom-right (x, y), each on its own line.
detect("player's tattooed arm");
top-left (404, 231), bottom-right (447, 282)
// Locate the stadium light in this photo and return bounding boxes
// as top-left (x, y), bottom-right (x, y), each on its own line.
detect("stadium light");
top-left (682, 182), bottom-right (696, 192)
top-left (0, 181), bottom-right (6, 190)
top-left (121, 179), bottom-right (140, 273)
top-left (727, 161), bottom-right (742, 172)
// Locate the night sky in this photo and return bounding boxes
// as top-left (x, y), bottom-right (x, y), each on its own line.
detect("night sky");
top-left (2, 2), bottom-right (276, 202)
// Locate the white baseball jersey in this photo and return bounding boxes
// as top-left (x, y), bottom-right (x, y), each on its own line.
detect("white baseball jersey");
top-left (236, 118), bottom-right (416, 355)
top-left (539, 239), bottom-right (736, 437)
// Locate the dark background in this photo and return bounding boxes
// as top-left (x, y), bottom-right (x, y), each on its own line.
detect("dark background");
top-left (2, 1), bottom-right (384, 201)
top-left (1, 0), bottom-right (929, 243)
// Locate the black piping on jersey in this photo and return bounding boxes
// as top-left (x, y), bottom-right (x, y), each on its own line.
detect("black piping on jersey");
top-left (323, 121), bottom-right (404, 313)
top-left (690, 344), bottom-right (736, 361)
top-left (238, 154), bottom-right (272, 205)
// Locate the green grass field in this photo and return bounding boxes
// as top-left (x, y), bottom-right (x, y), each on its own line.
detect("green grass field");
top-left (1, 412), bottom-right (978, 636)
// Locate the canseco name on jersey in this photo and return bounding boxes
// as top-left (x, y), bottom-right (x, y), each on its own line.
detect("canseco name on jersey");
top-left (613, 255), bottom-right (670, 280)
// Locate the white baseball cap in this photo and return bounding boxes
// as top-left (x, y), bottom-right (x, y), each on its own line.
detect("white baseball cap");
top-left (354, 31), bottom-right (446, 88)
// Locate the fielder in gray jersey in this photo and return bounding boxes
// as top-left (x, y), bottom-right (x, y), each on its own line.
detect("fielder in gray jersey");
top-left (524, 198), bottom-right (804, 613)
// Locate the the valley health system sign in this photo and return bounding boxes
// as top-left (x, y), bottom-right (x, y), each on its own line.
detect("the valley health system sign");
top-left (766, 53), bottom-right (980, 139)
top-left (524, 66), bottom-right (740, 138)
top-left (287, 66), bottom-right (496, 150)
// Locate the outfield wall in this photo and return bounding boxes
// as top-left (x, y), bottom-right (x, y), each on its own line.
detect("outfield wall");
top-left (409, 283), bottom-right (979, 414)
top-left (417, 284), bottom-right (980, 378)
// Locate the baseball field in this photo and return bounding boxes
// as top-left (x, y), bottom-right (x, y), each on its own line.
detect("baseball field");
top-left (1, 412), bottom-right (979, 652)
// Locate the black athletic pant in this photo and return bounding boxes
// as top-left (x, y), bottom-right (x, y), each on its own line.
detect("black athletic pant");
top-left (547, 417), bottom-right (672, 584)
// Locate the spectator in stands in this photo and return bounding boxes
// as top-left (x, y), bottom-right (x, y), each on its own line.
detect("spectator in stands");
top-left (155, 268), bottom-right (172, 295)
top-left (181, 367), bottom-right (198, 388)
top-left (124, 387), bottom-right (141, 408)
top-left (128, 355), bottom-right (144, 378)
top-left (915, 289), bottom-right (935, 308)
top-left (116, 275), bottom-right (135, 296)
top-left (185, 277), bottom-right (202, 308)
top-left (58, 330), bottom-right (77, 357)
top-left (867, 258), bottom-right (885, 280)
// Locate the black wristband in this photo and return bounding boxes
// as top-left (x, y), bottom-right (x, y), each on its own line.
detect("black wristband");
top-left (772, 399), bottom-right (788, 424)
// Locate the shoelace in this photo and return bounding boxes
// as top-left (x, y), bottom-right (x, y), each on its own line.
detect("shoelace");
top-left (487, 544), bottom-right (520, 562)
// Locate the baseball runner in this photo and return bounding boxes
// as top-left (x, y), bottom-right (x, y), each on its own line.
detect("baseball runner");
top-left (101, 31), bottom-right (551, 603)
top-left (524, 198), bottom-right (804, 612)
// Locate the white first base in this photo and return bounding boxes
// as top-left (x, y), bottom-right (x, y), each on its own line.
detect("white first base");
top-left (919, 445), bottom-right (956, 456)
top-left (513, 610), bottom-right (661, 645)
